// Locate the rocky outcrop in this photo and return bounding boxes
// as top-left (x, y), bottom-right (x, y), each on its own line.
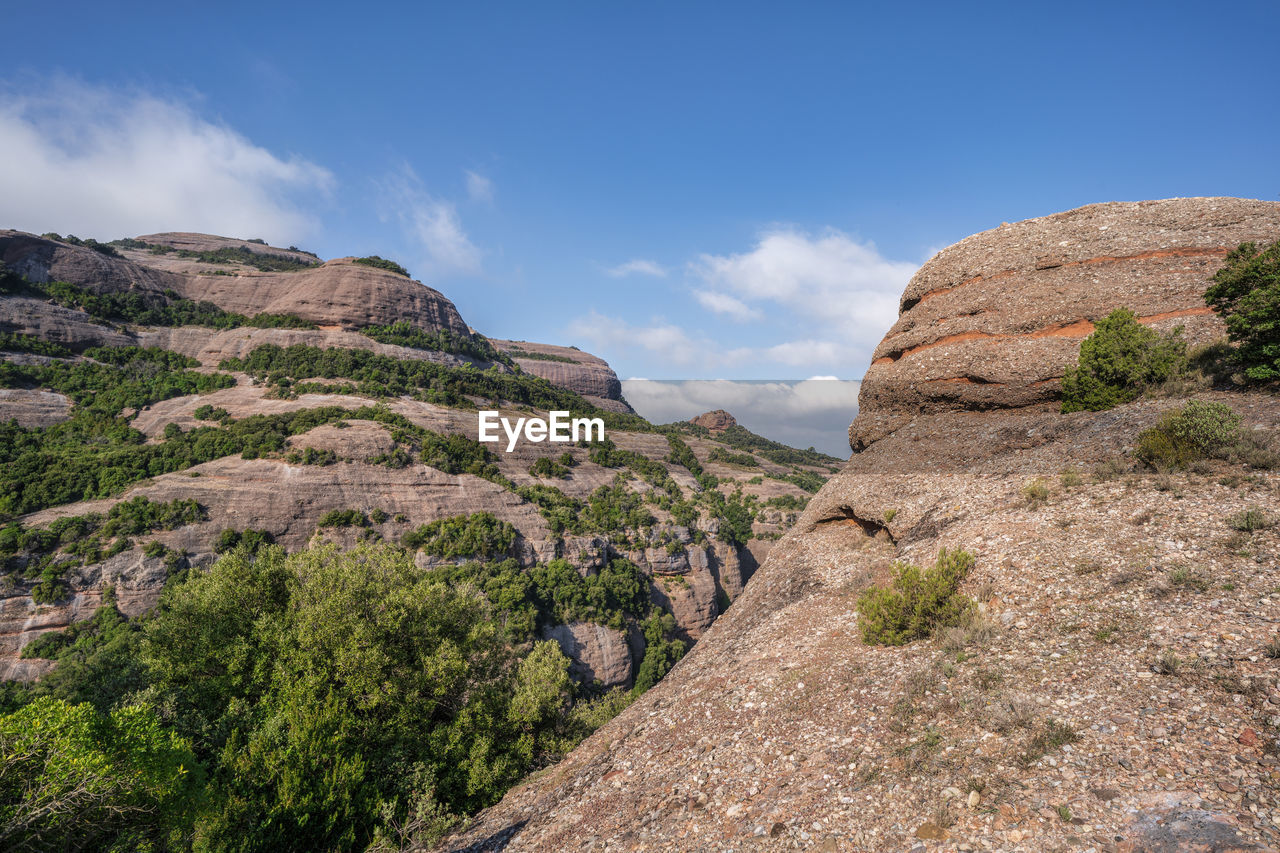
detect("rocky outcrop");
top-left (0, 389), bottom-right (72, 427)
top-left (492, 340), bottom-right (634, 413)
top-left (690, 409), bottom-right (736, 432)
top-left (170, 259), bottom-right (473, 335)
top-left (439, 199), bottom-right (1280, 853)
top-left (541, 622), bottom-right (634, 688)
top-left (1, 231), bottom-right (473, 336)
top-left (852, 197), bottom-right (1280, 451)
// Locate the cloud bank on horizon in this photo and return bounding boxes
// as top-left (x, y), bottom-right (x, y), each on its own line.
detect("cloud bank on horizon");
top-left (622, 378), bottom-right (860, 459)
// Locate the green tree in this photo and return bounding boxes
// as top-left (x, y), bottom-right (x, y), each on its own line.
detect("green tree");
top-left (1060, 308), bottom-right (1188, 412)
top-left (0, 696), bottom-right (203, 851)
top-left (1204, 239), bottom-right (1280, 380)
top-left (141, 543), bottom-right (576, 851)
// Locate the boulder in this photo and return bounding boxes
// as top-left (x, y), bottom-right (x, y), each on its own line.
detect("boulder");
top-left (690, 409), bottom-right (736, 432)
top-left (852, 197), bottom-right (1280, 450)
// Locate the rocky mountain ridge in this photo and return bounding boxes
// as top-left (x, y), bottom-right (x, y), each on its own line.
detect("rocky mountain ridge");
top-left (438, 197), bottom-right (1280, 852)
top-left (0, 231), bottom-right (837, 694)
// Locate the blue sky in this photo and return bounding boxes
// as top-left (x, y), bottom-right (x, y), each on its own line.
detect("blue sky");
top-left (3, 0), bottom-right (1278, 393)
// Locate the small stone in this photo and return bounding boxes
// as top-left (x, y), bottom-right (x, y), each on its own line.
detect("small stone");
top-left (1239, 728), bottom-right (1259, 747)
top-left (1152, 726), bottom-right (1168, 738)
top-left (1218, 780), bottom-right (1239, 793)
top-left (942, 786), bottom-right (962, 799)
top-left (915, 821), bottom-right (950, 841)
top-left (968, 790), bottom-right (981, 809)
top-left (769, 822), bottom-right (785, 838)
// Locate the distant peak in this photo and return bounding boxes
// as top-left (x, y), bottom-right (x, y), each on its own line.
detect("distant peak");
top-left (690, 410), bottom-right (736, 431)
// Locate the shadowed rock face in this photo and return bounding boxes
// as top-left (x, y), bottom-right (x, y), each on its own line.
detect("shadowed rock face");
top-left (542, 622), bottom-right (634, 688)
top-left (851, 197), bottom-right (1280, 451)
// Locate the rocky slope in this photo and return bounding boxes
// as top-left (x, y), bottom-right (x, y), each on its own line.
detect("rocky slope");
top-left (0, 232), bottom-right (834, 690)
top-left (438, 198), bottom-right (1280, 852)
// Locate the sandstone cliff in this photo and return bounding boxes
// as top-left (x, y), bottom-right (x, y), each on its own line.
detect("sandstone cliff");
top-left (492, 339), bottom-right (635, 414)
top-left (0, 230), bottom-right (635, 410)
top-left (852, 197), bottom-right (1280, 450)
top-left (438, 198), bottom-right (1280, 852)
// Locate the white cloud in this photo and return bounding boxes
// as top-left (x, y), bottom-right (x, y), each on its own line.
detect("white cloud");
top-left (605, 258), bottom-right (667, 278)
top-left (620, 377), bottom-right (859, 457)
top-left (693, 289), bottom-right (762, 322)
top-left (0, 80), bottom-right (332, 244)
top-left (567, 311), bottom-right (710, 367)
top-left (692, 227), bottom-right (917, 345)
top-left (380, 166), bottom-right (482, 275)
top-left (465, 170), bottom-right (494, 203)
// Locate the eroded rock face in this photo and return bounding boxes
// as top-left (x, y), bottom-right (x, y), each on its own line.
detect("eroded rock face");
top-left (541, 622), bottom-right (634, 688)
top-left (492, 340), bottom-right (634, 413)
top-left (851, 197), bottom-right (1280, 451)
top-left (0, 231), bottom-right (472, 336)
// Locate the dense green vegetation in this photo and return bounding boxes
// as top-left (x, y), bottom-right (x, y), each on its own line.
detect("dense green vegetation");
top-left (858, 549), bottom-right (977, 645)
top-left (3, 544), bottom-right (657, 850)
top-left (193, 404), bottom-right (230, 422)
top-left (33, 278), bottom-right (316, 331)
top-left (1, 496), bottom-right (205, 602)
top-left (285, 446), bottom-right (338, 466)
top-left (402, 512), bottom-right (517, 560)
top-left (712, 423), bottom-right (842, 467)
top-left (1204, 239), bottom-right (1280, 381)
top-left (359, 320), bottom-right (515, 366)
top-left (504, 346), bottom-right (576, 363)
top-left (125, 240), bottom-right (320, 272)
top-left (41, 233), bottom-right (122, 257)
top-left (708, 446), bottom-right (758, 467)
top-left (0, 331), bottom-right (72, 357)
top-left (0, 695), bottom-right (203, 851)
top-left (353, 255), bottom-right (410, 276)
top-left (1060, 308), bottom-right (1188, 412)
top-left (220, 343), bottom-right (649, 433)
top-left (0, 348), bottom-right (236, 515)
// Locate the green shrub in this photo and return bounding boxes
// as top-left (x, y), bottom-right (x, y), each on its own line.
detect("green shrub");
top-left (402, 512), bottom-right (517, 560)
top-left (317, 508), bottom-right (369, 528)
top-left (1228, 508), bottom-right (1273, 532)
top-left (1204, 239), bottom-right (1280, 380)
top-left (1060, 308), bottom-right (1188, 412)
top-left (1021, 478), bottom-right (1050, 508)
top-left (353, 255), bottom-right (410, 277)
top-left (1135, 400), bottom-right (1242, 469)
top-left (708, 447), bottom-right (758, 467)
top-left (529, 456), bottom-right (570, 479)
top-left (858, 549), bottom-right (976, 645)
